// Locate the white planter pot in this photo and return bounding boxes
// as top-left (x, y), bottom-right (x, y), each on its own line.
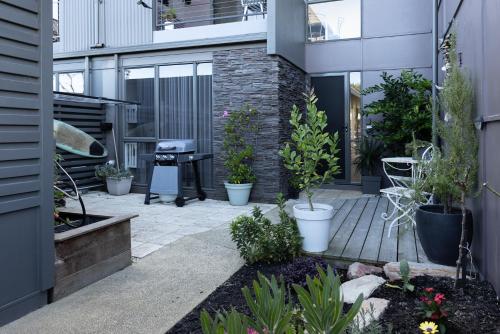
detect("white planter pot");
top-left (106, 177), bottom-right (133, 196)
top-left (224, 183), bottom-right (253, 206)
top-left (293, 203), bottom-right (334, 253)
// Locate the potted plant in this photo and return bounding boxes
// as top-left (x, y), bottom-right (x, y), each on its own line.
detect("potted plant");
top-left (222, 106), bottom-right (259, 206)
top-left (415, 33), bottom-right (478, 287)
top-left (279, 91), bottom-right (340, 252)
top-left (354, 136), bottom-right (384, 194)
top-left (95, 164), bottom-right (134, 196)
top-left (161, 7), bottom-right (177, 30)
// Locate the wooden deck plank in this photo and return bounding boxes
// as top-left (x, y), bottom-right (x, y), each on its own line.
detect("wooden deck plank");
top-left (397, 223), bottom-right (419, 263)
top-left (327, 197), bottom-right (369, 258)
top-left (328, 198), bottom-right (357, 241)
top-left (378, 200), bottom-right (398, 263)
top-left (414, 226), bottom-right (429, 263)
top-left (359, 197), bottom-right (389, 262)
top-left (341, 197), bottom-right (379, 260)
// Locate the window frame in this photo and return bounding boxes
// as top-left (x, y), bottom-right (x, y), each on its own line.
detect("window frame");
top-left (53, 71), bottom-right (85, 94)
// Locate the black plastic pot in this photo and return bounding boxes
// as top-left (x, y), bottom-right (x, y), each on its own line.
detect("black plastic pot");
top-left (416, 205), bottom-right (473, 266)
top-left (361, 175), bottom-right (381, 194)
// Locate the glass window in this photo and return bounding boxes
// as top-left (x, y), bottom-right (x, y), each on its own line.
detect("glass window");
top-left (307, 0), bottom-right (361, 42)
top-left (124, 67), bottom-right (155, 138)
top-left (158, 64), bottom-right (194, 140)
top-left (58, 72), bottom-right (84, 93)
top-left (53, 0), bottom-right (60, 42)
top-left (349, 72), bottom-right (362, 183)
top-left (197, 63), bottom-right (213, 188)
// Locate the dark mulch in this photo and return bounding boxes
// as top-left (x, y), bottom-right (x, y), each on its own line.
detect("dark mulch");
top-left (167, 257), bottom-right (500, 334)
top-left (166, 257), bottom-right (329, 334)
top-left (372, 276), bottom-right (500, 334)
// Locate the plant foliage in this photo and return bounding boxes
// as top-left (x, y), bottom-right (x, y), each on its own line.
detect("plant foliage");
top-left (353, 136), bottom-right (385, 176)
top-left (200, 266), bottom-right (361, 334)
top-left (279, 91), bottom-right (340, 211)
top-left (230, 195), bottom-right (302, 264)
top-left (223, 105), bottom-right (259, 184)
top-left (362, 70), bottom-right (432, 155)
top-left (293, 266), bottom-right (363, 334)
top-left (95, 164), bottom-right (132, 180)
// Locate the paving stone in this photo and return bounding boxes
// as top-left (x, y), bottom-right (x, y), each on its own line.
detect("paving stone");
top-left (131, 242), bottom-right (164, 258)
top-left (348, 262), bottom-right (383, 279)
top-left (341, 275), bottom-right (386, 304)
top-left (352, 298), bottom-right (390, 330)
top-left (383, 261), bottom-right (457, 281)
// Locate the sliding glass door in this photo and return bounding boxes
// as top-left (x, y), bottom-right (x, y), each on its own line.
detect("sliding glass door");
top-left (123, 63), bottom-right (214, 189)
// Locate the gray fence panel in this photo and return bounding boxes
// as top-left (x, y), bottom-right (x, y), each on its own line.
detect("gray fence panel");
top-left (0, 0), bottom-right (54, 326)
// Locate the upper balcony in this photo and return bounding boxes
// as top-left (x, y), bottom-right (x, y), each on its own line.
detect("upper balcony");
top-left (152, 0), bottom-right (268, 44)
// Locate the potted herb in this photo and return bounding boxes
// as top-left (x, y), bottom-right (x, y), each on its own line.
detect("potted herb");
top-left (279, 91), bottom-right (340, 252)
top-left (354, 136), bottom-right (384, 194)
top-left (415, 33), bottom-right (477, 287)
top-left (161, 7), bottom-right (177, 29)
top-left (222, 106), bottom-right (259, 206)
top-left (95, 164), bottom-right (134, 196)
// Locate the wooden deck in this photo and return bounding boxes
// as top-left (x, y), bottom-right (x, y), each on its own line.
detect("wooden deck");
top-left (320, 196), bottom-right (429, 266)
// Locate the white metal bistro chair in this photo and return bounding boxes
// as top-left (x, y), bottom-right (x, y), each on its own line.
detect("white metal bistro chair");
top-left (241, 0), bottom-right (266, 21)
top-left (380, 146), bottom-right (434, 237)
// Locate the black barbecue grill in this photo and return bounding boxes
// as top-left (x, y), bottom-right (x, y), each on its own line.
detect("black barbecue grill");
top-left (144, 139), bottom-right (213, 207)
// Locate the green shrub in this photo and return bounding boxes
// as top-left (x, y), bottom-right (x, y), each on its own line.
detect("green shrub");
top-left (362, 70), bottom-right (432, 155)
top-left (95, 164), bottom-right (132, 180)
top-left (230, 195), bottom-right (302, 264)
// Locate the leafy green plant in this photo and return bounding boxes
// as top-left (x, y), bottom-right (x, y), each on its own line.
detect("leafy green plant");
top-left (385, 259), bottom-right (415, 293)
top-left (293, 266), bottom-right (363, 334)
top-left (95, 164), bottom-right (132, 180)
top-left (230, 195), bottom-right (302, 264)
top-left (353, 136), bottom-right (385, 176)
top-left (279, 91), bottom-right (340, 211)
top-left (242, 273), bottom-right (295, 334)
top-left (362, 70), bottom-right (432, 155)
top-left (222, 105), bottom-right (259, 184)
top-left (200, 266), bottom-right (361, 334)
top-left (418, 287), bottom-right (448, 333)
top-left (348, 303), bottom-right (393, 334)
top-left (433, 32), bottom-right (478, 287)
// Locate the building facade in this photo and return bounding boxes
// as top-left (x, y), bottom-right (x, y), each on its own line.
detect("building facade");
top-left (52, 0), bottom-right (433, 202)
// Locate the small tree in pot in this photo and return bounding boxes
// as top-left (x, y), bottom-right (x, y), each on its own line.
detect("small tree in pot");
top-left (354, 136), bottom-right (385, 194)
top-left (223, 105), bottom-right (259, 206)
top-left (415, 32), bottom-right (478, 288)
top-left (279, 91), bottom-right (340, 252)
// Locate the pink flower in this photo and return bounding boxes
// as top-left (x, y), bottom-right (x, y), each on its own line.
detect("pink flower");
top-left (424, 287), bottom-right (434, 293)
top-left (247, 328), bottom-right (259, 334)
top-left (223, 110), bottom-right (230, 118)
top-left (434, 293), bottom-right (445, 305)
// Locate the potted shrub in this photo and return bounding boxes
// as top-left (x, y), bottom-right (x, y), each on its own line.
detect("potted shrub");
top-left (279, 91), bottom-right (340, 252)
top-left (415, 33), bottom-right (478, 287)
top-left (222, 106), bottom-right (259, 206)
top-left (95, 164), bottom-right (134, 196)
top-left (354, 136), bottom-right (384, 194)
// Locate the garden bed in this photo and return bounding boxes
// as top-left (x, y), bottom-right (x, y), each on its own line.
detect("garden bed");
top-left (52, 209), bottom-right (137, 301)
top-left (167, 257), bottom-right (500, 333)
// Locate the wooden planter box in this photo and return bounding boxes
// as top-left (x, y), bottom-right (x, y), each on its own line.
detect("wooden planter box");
top-left (52, 209), bottom-right (137, 301)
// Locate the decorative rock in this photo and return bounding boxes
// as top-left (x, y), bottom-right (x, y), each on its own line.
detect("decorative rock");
top-left (353, 298), bottom-right (390, 330)
top-left (341, 275), bottom-right (386, 304)
top-left (347, 262), bottom-right (383, 279)
top-left (383, 261), bottom-right (457, 281)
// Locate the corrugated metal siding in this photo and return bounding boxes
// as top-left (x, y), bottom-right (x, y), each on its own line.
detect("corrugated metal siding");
top-left (56, 0), bottom-right (152, 54)
top-left (53, 100), bottom-right (107, 190)
top-left (104, 0), bottom-right (152, 48)
top-left (58, 0), bottom-right (95, 53)
top-left (0, 0), bottom-right (54, 325)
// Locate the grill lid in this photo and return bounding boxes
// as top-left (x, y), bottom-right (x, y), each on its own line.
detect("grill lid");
top-left (155, 139), bottom-right (196, 153)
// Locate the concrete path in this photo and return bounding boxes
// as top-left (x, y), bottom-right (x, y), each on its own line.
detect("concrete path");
top-left (66, 192), bottom-right (275, 258)
top-left (0, 227), bottom-right (242, 334)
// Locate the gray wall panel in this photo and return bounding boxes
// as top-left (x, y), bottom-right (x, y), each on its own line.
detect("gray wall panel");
top-left (363, 0), bottom-right (432, 37)
top-left (267, 0), bottom-right (306, 70)
top-left (438, 0), bottom-right (500, 295)
top-left (362, 34), bottom-right (432, 70)
top-left (306, 40), bottom-right (362, 74)
top-left (0, 0), bottom-right (54, 325)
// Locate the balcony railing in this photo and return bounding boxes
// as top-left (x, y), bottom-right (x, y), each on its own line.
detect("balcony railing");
top-left (154, 0), bottom-right (267, 31)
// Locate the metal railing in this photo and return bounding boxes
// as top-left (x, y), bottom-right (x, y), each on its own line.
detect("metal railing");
top-left (155, 0), bottom-right (267, 30)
